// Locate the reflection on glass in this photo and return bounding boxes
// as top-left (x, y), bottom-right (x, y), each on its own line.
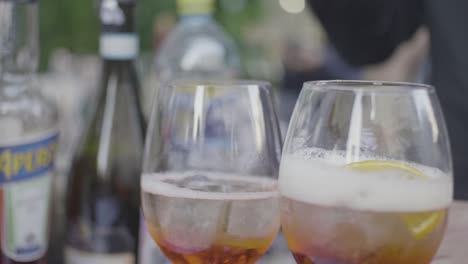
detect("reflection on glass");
top-left (142, 81), bottom-right (282, 263)
top-left (280, 81), bottom-right (453, 264)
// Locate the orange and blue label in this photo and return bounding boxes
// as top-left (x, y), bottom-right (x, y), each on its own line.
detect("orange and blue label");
top-left (0, 131), bottom-right (58, 262)
top-left (0, 134), bottom-right (58, 184)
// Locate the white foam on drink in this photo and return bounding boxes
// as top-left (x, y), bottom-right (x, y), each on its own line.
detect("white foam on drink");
top-left (279, 148), bottom-right (453, 212)
top-left (141, 172), bottom-right (279, 200)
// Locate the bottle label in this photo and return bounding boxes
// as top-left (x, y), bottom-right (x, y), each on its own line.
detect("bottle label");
top-left (100, 33), bottom-right (139, 60)
top-left (177, 0), bottom-right (214, 15)
top-left (65, 247), bottom-right (135, 264)
top-left (0, 130), bottom-right (59, 262)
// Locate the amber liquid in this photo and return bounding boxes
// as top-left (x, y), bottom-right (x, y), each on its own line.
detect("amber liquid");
top-left (281, 197), bottom-right (448, 264)
top-left (148, 225), bottom-right (276, 264)
top-left (142, 175), bottom-right (280, 264)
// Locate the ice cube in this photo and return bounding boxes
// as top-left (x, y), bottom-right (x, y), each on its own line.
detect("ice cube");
top-left (156, 195), bottom-right (224, 251)
top-left (225, 197), bottom-right (280, 238)
top-left (176, 174), bottom-right (213, 191)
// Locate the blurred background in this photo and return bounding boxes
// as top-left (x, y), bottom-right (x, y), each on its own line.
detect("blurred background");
top-left (38, 0), bottom-right (429, 128)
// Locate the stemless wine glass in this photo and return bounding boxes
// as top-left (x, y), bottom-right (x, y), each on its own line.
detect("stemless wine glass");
top-left (141, 81), bottom-right (282, 263)
top-left (280, 81), bottom-right (453, 264)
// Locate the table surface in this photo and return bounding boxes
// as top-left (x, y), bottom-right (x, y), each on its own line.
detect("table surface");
top-left (433, 201), bottom-right (468, 263)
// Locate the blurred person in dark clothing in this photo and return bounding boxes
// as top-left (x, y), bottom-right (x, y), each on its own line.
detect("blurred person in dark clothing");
top-left (280, 41), bottom-right (363, 121)
top-left (307, 0), bottom-right (468, 199)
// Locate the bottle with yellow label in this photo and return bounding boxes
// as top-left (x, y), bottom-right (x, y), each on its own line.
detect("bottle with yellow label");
top-left (0, 0), bottom-right (59, 263)
top-left (144, 0), bottom-right (241, 117)
top-left (153, 0), bottom-right (241, 84)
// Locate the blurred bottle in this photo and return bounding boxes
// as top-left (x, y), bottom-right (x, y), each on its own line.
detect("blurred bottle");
top-left (138, 0), bottom-right (241, 263)
top-left (141, 0), bottom-right (241, 116)
top-left (156, 0), bottom-right (240, 81)
top-left (0, 0), bottom-right (59, 263)
top-left (64, 0), bottom-right (145, 263)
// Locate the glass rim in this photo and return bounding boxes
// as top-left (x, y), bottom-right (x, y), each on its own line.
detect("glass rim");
top-left (168, 79), bottom-right (271, 89)
top-left (303, 80), bottom-right (435, 93)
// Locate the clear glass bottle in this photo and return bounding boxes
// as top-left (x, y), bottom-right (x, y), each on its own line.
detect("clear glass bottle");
top-left (64, 0), bottom-right (145, 263)
top-left (0, 0), bottom-right (59, 263)
top-left (140, 0), bottom-right (242, 117)
top-left (155, 0), bottom-right (240, 82)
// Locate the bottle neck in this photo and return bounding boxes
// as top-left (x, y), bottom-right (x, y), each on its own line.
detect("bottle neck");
top-left (98, 38), bottom-right (138, 104)
top-left (0, 0), bottom-right (38, 92)
top-left (99, 0), bottom-right (138, 61)
top-left (92, 60), bottom-right (144, 135)
top-left (98, 58), bottom-right (140, 102)
top-left (94, 1), bottom-right (143, 120)
top-left (180, 13), bottom-right (214, 24)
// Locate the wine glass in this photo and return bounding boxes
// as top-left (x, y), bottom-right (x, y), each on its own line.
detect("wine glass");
top-left (141, 81), bottom-right (282, 263)
top-left (280, 81), bottom-right (453, 264)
